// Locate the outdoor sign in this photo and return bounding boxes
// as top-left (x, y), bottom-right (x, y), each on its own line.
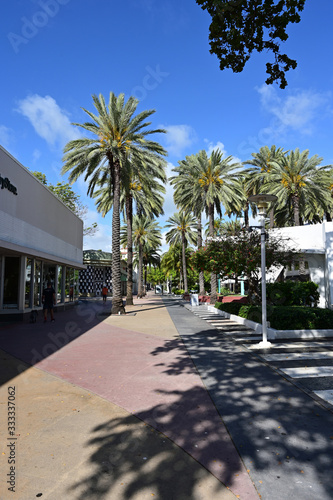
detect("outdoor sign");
top-left (0, 174), bottom-right (17, 195)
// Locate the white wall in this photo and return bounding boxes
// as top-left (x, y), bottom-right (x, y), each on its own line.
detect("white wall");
top-left (0, 146), bottom-right (83, 266)
top-left (272, 222), bottom-right (333, 308)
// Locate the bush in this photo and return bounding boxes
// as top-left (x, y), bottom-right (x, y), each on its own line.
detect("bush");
top-left (266, 281), bottom-right (319, 307)
top-left (215, 302), bottom-right (333, 330)
top-left (219, 286), bottom-right (234, 296)
top-left (174, 289), bottom-right (185, 295)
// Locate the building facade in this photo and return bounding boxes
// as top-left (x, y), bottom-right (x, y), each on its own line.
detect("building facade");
top-left (0, 146), bottom-right (84, 320)
top-left (79, 250), bottom-right (130, 297)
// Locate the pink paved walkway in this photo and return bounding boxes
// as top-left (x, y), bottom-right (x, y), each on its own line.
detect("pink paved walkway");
top-left (32, 297), bottom-right (259, 500)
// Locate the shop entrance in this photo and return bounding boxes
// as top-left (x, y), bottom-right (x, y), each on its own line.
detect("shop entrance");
top-left (3, 256), bottom-right (20, 308)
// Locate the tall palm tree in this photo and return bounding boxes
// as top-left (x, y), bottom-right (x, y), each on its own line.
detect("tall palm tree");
top-left (134, 243), bottom-right (161, 293)
top-left (121, 215), bottom-right (162, 298)
top-left (244, 145), bottom-right (286, 227)
top-left (188, 149), bottom-right (242, 303)
top-left (93, 160), bottom-right (166, 305)
top-left (161, 244), bottom-right (183, 289)
top-left (62, 92), bottom-right (167, 314)
top-left (265, 148), bottom-right (332, 226)
top-left (170, 154), bottom-right (205, 295)
top-left (165, 212), bottom-right (197, 294)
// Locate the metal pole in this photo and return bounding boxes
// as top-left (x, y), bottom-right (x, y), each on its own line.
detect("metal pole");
top-left (259, 216), bottom-right (272, 348)
top-left (261, 216), bottom-right (268, 344)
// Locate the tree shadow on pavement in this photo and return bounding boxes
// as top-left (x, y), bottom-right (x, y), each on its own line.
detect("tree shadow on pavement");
top-left (0, 300), bottom-right (108, 387)
top-left (67, 386), bottom-right (241, 500)
top-left (150, 309), bottom-right (333, 500)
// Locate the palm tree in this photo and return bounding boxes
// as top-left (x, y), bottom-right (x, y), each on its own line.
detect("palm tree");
top-left (165, 212), bottom-right (197, 294)
top-left (161, 245), bottom-right (183, 289)
top-left (265, 148), bottom-right (332, 226)
top-left (93, 160), bottom-right (166, 305)
top-left (62, 92), bottom-right (167, 314)
top-left (121, 215), bottom-right (162, 298)
top-left (244, 145), bottom-right (286, 227)
top-left (171, 154), bottom-right (206, 295)
top-left (188, 149), bottom-right (242, 303)
top-left (134, 243), bottom-right (161, 293)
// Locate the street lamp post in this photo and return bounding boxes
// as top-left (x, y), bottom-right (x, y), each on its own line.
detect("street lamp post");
top-left (248, 194), bottom-right (277, 348)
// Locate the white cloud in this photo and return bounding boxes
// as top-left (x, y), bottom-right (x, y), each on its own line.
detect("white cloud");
top-left (0, 125), bottom-right (13, 149)
top-left (16, 94), bottom-right (81, 148)
top-left (32, 149), bottom-right (41, 163)
top-left (162, 124), bottom-right (197, 157)
top-left (257, 85), bottom-right (330, 134)
top-left (83, 217), bottom-right (111, 252)
top-left (204, 139), bottom-right (242, 165)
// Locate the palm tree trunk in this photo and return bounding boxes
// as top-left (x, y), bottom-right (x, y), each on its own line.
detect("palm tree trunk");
top-left (111, 159), bottom-right (125, 314)
top-left (197, 215), bottom-right (205, 295)
top-left (209, 203), bottom-right (217, 304)
top-left (138, 241), bottom-right (144, 298)
top-left (182, 234), bottom-right (188, 294)
top-left (126, 194), bottom-right (133, 306)
top-left (269, 208), bottom-right (274, 229)
top-left (293, 194), bottom-right (300, 227)
top-left (244, 202), bottom-right (249, 228)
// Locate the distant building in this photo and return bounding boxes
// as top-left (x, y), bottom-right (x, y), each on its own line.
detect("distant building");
top-left (79, 250), bottom-right (135, 297)
top-left (0, 145), bottom-right (84, 320)
top-left (272, 222), bottom-right (333, 309)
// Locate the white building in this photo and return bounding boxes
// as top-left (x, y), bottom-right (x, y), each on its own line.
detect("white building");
top-left (0, 146), bottom-right (84, 320)
top-left (272, 222), bottom-right (333, 309)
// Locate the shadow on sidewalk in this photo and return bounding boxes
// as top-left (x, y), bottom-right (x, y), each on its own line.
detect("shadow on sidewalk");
top-left (67, 385), bottom-right (242, 500)
top-left (0, 300), bottom-right (108, 387)
top-left (150, 318), bottom-right (333, 499)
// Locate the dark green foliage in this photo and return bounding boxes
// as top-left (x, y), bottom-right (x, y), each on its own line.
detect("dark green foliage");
top-left (195, 0), bottom-right (306, 88)
top-left (215, 302), bottom-right (333, 329)
top-left (267, 281), bottom-right (319, 307)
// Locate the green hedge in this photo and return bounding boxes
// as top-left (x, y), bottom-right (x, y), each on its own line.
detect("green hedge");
top-left (215, 302), bottom-right (333, 330)
top-left (266, 281), bottom-right (319, 307)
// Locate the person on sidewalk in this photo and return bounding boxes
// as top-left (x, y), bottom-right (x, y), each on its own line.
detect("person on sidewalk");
top-left (102, 284), bottom-right (108, 303)
top-left (42, 281), bottom-right (56, 322)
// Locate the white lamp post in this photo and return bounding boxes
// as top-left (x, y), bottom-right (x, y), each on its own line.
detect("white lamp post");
top-left (248, 194), bottom-right (277, 348)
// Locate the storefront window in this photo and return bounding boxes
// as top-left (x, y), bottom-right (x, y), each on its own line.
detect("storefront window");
top-left (34, 260), bottom-right (42, 307)
top-left (3, 256), bottom-right (20, 309)
top-left (74, 269), bottom-right (79, 299)
top-left (57, 266), bottom-right (63, 303)
top-left (43, 263), bottom-right (56, 289)
top-left (65, 267), bottom-right (73, 302)
top-left (25, 258), bottom-right (32, 308)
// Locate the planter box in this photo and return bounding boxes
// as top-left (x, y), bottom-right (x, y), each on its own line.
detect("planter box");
top-left (199, 296), bottom-right (210, 303)
top-left (222, 295), bottom-right (248, 304)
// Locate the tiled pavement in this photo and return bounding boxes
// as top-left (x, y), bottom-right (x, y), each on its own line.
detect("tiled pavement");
top-left (0, 296), bottom-right (333, 500)
top-left (189, 304), bottom-right (333, 408)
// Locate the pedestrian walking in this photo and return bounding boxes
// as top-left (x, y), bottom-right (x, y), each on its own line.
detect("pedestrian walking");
top-left (42, 281), bottom-right (56, 322)
top-left (102, 284), bottom-right (108, 303)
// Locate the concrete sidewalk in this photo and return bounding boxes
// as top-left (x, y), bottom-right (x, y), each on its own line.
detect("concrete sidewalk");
top-left (0, 294), bottom-right (256, 500)
top-left (0, 293), bottom-right (332, 499)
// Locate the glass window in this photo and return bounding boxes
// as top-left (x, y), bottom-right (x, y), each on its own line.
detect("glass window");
top-left (65, 267), bottom-right (73, 302)
top-left (25, 258), bottom-right (32, 308)
top-left (34, 260), bottom-right (42, 307)
top-left (3, 256), bottom-right (20, 309)
top-left (74, 269), bottom-right (79, 300)
top-left (43, 263), bottom-right (56, 289)
top-left (57, 266), bottom-right (63, 303)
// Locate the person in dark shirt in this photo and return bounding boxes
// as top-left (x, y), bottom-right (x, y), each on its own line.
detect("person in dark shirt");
top-left (42, 281), bottom-right (56, 322)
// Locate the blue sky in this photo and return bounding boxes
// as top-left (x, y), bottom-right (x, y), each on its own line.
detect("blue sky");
top-left (1, 0), bottom-right (333, 253)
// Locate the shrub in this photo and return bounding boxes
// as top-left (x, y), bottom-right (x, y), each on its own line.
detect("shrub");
top-left (215, 302), bottom-right (333, 330)
top-left (266, 281), bottom-right (319, 307)
top-left (219, 286), bottom-right (234, 296)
